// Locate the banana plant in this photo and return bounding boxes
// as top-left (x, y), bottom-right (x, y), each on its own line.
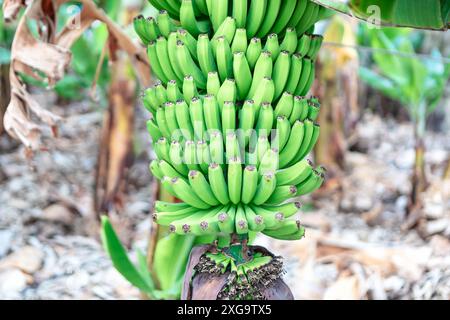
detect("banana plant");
top-left (0, 1), bottom-right (14, 133)
top-left (310, 0), bottom-right (449, 31)
top-left (358, 25), bottom-right (450, 213)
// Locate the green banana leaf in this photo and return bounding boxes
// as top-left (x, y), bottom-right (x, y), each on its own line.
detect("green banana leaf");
top-left (100, 216), bottom-right (155, 294)
top-left (310, 0), bottom-right (449, 30)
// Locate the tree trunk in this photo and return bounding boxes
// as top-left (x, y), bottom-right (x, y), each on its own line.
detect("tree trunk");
top-left (0, 64), bottom-right (10, 134)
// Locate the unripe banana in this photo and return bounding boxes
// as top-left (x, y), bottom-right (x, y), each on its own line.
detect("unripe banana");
top-left (254, 135), bottom-right (270, 166)
top-left (272, 50), bottom-right (291, 100)
top-left (246, 0), bottom-right (268, 38)
top-left (148, 41), bottom-right (169, 84)
top-left (259, 148), bottom-right (279, 175)
top-left (156, 37), bottom-right (181, 85)
top-left (287, 0), bottom-right (308, 29)
top-left (296, 34), bottom-right (311, 57)
top-left (175, 99), bottom-right (194, 140)
top-left (265, 185), bottom-right (297, 205)
top-left (295, 58), bottom-right (312, 96)
top-left (146, 118), bottom-right (163, 142)
top-left (155, 107), bottom-right (171, 139)
top-left (217, 79), bottom-right (237, 112)
top-left (155, 201), bottom-right (192, 213)
top-left (222, 101), bottom-right (237, 136)
top-left (291, 119), bottom-right (314, 164)
top-left (296, 1), bottom-right (320, 36)
top-left (255, 104), bottom-right (274, 140)
top-left (252, 172), bottom-right (277, 205)
top-left (247, 51), bottom-right (273, 99)
top-left (178, 29), bottom-right (199, 63)
top-left (154, 205), bottom-right (198, 226)
top-left (250, 205), bottom-right (284, 229)
top-left (189, 170), bottom-right (220, 206)
top-left (299, 123), bottom-right (320, 160)
top-left (218, 205), bottom-right (236, 234)
top-left (225, 133), bottom-right (241, 163)
top-left (228, 157), bottom-right (243, 205)
top-left (177, 41), bottom-right (206, 89)
top-left (239, 100), bottom-right (256, 146)
top-left (203, 94), bottom-right (222, 132)
top-left (159, 159), bottom-right (186, 181)
top-left (157, 10), bottom-right (176, 38)
top-left (197, 34), bottom-right (217, 77)
top-left (231, 28), bottom-right (248, 54)
top-left (149, 159), bottom-right (164, 180)
top-left (166, 80), bottom-right (183, 102)
top-left (233, 52), bottom-right (252, 100)
top-left (172, 177), bottom-right (211, 209)
top-left (279, 120), bottom-right (305, 168)
top-left (182, 79), bottom-right (198, 104)
top-left (301, 60), bottom-right (316, 96)
top-left (296, 170), bottom-right (324, 196)
top-left (307, 102), bottom-right (320, 121)
top-left (280, 28), bottom-right (298, 55)
top-left (256, 0), bottom-right (281, 38)
top-left (275, 116), bottom-right (291, 151)
top-left (169, 140), bottom-right (189, 173)
top-left (210, 0), bottom-right (228, 32)
top-left (209, 131), bottom-right (225, 166)
top-left (206, 71), bottom-right (221, 96)
top-left (308, 35), bottom-right (323, 60)
top-left (246, 37), bottom-right (262, 70)
top-left (241, 165), bottom-right (258, 204)
top-left (215, 36), bottom-right (233, 82)
top-left (184, 140), bottom-right (201, 171)
top-left (232, 0), bottom-right (248, 28)
top-left (154, 81), bottom-right (168, 105)
top-left (264, 33), bottom-right (280, 61)
top-left (244, 205), bottom-right (265, 232)
top-left (263, 226), bottom-right (305, 240)
top-left (213, 17), bottom-right (237, 45)
top-left (274, 91), bottom-right (294, 119)
top-left (251, 77), bottom-right (275, 111)
top-left (263, 219), bottom-right (302, 237)
top-left (180, 0), bottom-right (210, 37)
top-left (209, 163), bottom-right (230, 205)
top-left (134, 16), bottom-right (151, 45)
top-left (196, 140), bottom-right (212, 174)
top-left (142, 87), bottom-right (159, 113)
top-left (270, 0), bottom-right (296, 34)
top-left (263, 202), bottom-right (302, 218)
top-left (299, 97), bottom-right (310, 121)
top-left (168, 32), bottom-right (185, 82)
top-left (289, 95), bottom-right (305, 124)
top-left (164, 102), bottom-right (179, 135)
top-left (235, 204), bottom-right (249, 234)
top-left (276, 158), bottom-right (313, 186)
top-left (189, 97), bottom-right (207, 140)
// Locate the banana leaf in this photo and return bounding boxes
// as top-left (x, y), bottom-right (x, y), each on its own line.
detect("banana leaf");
top-left (310, 0), bottom-right (449, 30)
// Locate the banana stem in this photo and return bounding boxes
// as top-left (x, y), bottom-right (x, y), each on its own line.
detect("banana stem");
top-left (409, 104), bottom-right (427, 213)
top-left (0, 64), bottom-right (10, 134)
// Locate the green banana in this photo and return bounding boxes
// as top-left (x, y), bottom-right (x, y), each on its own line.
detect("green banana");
top-left (215, 36), bottom-right (233, 82)
top-left (208, 162), bottom-right (230, 205)
top-left (232, 0), bottom-right (248, 28)
top-left (275, 116), bottom-right (291, 151)
top-left (231, 28), bottom-right (248, 54)
top-left (197, 34), bottom-right (217, 77)
top-left (274, 91), bottom-right (294, 119)
top-left (256, 0), bottom-right (281, 38)
top-left (180, 0), bottom-right (210, 37)
top-left (246, 0), bottom-right (268, 38)
top-left (169, 141), bottom-right (190, 175)
top-left (233, 52), bottom-right (252, 100)
top-left (203, 94), bottom-right (222, 132)
top-left (171, 176), bottom-right (211, 209)
top-left (148, 41), bottom-right (169, 84)
top-left (149, 159), bottom-right (164, 180)
top-left (246, 37), bottom-right (262, 70)
top-left (189, 97), bottom-right (207, 140)
top-left (280, 27), bottom-right (298, 55)
top-left (217, 79), bottom-right (237, 112)
top-left (146, 118), bottom-right (163, 142)
top-left (228, 157), bottom-right (243, 205)
top-left (252, 172), bottom-right (277, 205)
top-left (175, 99), bottom-right (194, 140)
top-left (270, 0), bottom-right (297, 34)
top-left (206, 71), bottom-right (221, 96)
top-left (235, 204), bottom-right (249, 234)
top-left (222, 101), bottom-right (237, 136)
top-left (263, 202), bottom-right (302, 218)
top-left (276, 159), bottom-right (313, 186)
top-left (188, 170), bottom-right (220, 206)
top-left (251, 205), bottom-right (284, 229)
top-left (241, 165), bottom-right (258, 204)
top-left (272, 50), bottom-right (291, 100)
top-left (279, 120), bottom-right (305, 168)
top-left (265, 185), bottom-right (297, 205)
top-left (247, 51), bottom-right (273, 99)
top-left (244, 205), bottom-right (265, 232)
top-left (177, 41), bottom-right (206, 89)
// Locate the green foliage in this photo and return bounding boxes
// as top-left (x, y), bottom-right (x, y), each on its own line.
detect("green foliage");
top-left (358, 26), bottom-right (450, 121)
top-left (310, 0), bottom-right (450, 30)
top-left (100, 216), bottom-right (181, 299)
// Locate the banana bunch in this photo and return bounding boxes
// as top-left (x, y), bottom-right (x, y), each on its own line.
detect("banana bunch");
top-left (137, 0), bottom-right (327, 244)
top-left (143, 77), bottom-right (321, 142)
top-left (134, 9), bottom-right (323, 94)
top-left (144, 0), bottom-right (325, 37)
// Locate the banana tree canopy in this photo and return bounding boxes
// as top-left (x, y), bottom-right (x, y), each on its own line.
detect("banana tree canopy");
top-left (310, 0), bottom-right (449, 31)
